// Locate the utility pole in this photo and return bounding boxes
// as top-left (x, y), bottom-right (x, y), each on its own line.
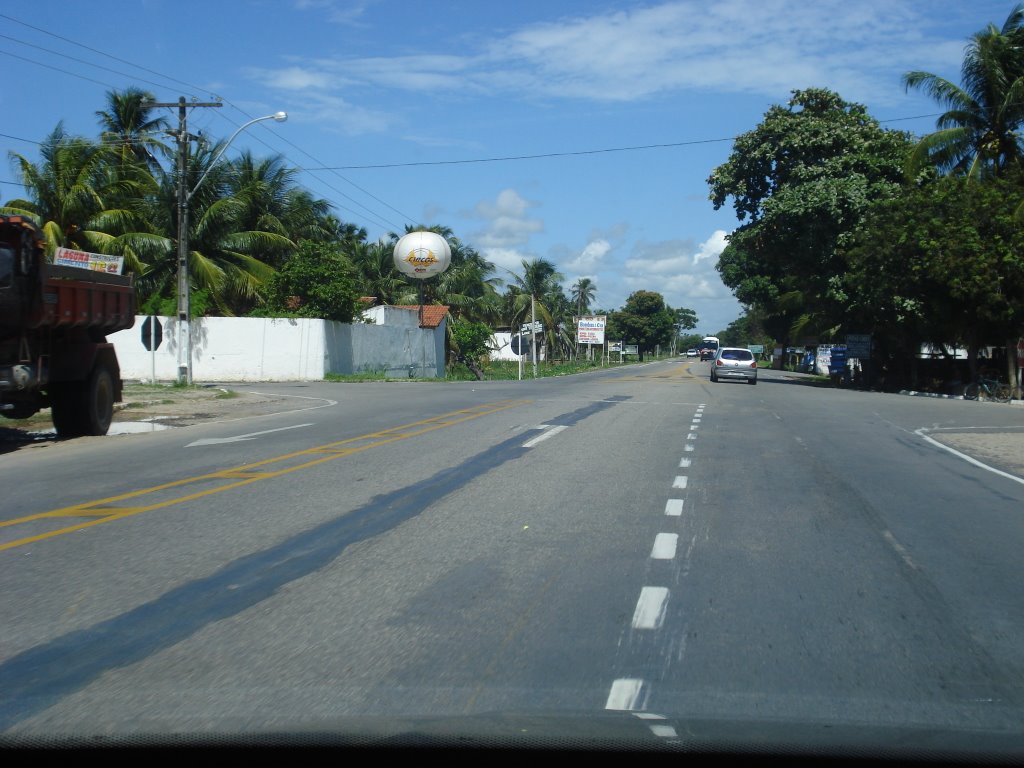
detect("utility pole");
top-left (147, 97), bottom-right (221, 384)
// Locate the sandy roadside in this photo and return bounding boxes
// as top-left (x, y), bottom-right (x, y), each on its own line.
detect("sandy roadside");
top-left (928, 431), bottom-right (1024, 480)
top-left (0, 383), bottom-right (319, 450)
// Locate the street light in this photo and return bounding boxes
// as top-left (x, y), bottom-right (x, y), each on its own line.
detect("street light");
top-left (176, 111), bottom-right (288, 383)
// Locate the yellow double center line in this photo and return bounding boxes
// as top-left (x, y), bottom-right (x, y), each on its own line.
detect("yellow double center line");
top-left (1, 399), bottom-right (528, 552)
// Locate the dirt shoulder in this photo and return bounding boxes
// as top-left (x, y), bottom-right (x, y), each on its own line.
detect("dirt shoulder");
top-left (110, 383), bottom-right (304, 426)
top-left (0, 383), bottom-right (307, 451)
top-left (927, 430), bottom-right (1024, 480)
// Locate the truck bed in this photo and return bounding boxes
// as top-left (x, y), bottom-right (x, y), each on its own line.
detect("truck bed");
top-left (27, 264), bottom-right (136, 332)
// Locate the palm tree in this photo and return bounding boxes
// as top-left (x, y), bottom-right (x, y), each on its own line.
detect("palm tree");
top-left (95, 87), bottom-right (170, 174)
top-left (348, 238), bottom-right (410, 304)
top-left (507, 258), bottom-right (574, 360)
top-left (431, 235), bottom-right (501, 323)
top-left (224, 150), bottom-right (333, 266)
top-left (570, 277), bottom-right (597, 317)
top-left (138, 141), bottom-right (291, 315)
top-left (903, 4), bottom-right (1024, 178)
top-left (4, 123), bottom-right (157, 272)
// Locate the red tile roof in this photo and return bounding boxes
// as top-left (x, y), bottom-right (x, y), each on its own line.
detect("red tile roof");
top-left (393, 305), bottom-right (449, 328)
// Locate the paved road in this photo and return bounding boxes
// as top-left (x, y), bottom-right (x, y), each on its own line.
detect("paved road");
top-left (2, 360), bottom-right (1023, 755)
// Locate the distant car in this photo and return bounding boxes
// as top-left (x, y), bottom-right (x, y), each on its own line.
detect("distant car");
top-left (699, 347), bottom-right (715, 361)
top-left (710, 347), bottom-right (757, 384)
top-left (686, 348), bottom-right (698, 357)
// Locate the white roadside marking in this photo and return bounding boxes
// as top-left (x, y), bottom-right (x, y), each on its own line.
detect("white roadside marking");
top-left (684, 443), bottom-right (695, 452)
top-left (651, 533), bottom-right (678, 560)
top-left (521, 425), bottom-right (568, 448)
top-left (605, 679), bottom-right (645, 711)
top-left (649, 724), bottom-right (678, 738)
top-left (185, 423), bottom-right (314, 448)
top-left (665, 499), bottom-right (684, 516)
top-left (672, 476), bottom-right (688, 489)
top-left (915, 428), bottom-right (1024, 488)
top-left (678, 457), bottom-right (691, 467)
top-left (687, 432), bottom-right (697, 440)
top-left (632, 586), bottom-right (669, 629)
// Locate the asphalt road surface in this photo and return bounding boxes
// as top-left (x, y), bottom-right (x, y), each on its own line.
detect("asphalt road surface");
top-left (2, 359), bottom-right (1024, 757)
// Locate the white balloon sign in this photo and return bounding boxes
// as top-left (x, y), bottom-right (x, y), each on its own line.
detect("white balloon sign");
top-left (393, 231), bottom-right (452, 279)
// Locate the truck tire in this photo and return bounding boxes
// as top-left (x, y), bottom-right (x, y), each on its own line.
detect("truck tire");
top-left (82, 363), bottom-right (114, 436)
top-left (50, 364), bottom-right (114, 437)
top-left (50, 385), bottom-right (84, 437)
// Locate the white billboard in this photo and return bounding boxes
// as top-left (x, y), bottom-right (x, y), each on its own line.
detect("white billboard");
top-left (53, 246), bottom-right (124, 275)
top-left (577, 315), bottom-right (606, 345)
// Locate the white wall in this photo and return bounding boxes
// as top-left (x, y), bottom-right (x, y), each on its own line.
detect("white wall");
top-left (110, 314), bottom-right (445, 381)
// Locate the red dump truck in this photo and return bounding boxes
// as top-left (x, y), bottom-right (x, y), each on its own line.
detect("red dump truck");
top-left (0, 214), bottom-right (135, 437)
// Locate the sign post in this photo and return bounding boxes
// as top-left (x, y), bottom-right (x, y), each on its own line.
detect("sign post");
top-left (141, 316), bottom-right (163, 383)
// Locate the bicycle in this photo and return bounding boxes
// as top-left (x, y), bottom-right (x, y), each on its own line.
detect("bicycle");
top-left (963, 377), bottom-right (1012, 403)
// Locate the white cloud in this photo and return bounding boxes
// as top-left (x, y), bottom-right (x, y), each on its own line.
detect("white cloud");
top-left (693, 229), bottom-right (728, 265)
top-left (252, 66), bottom-right (337, 91)
top-left (479, 247), bottom-right (534, 276)
top-left (566, 238), bottom-right (612, 273)
top-left (613, 233), bottom-right (741, 331)
top-left (470, 189), bottom-right (544, 250)
top-left (255, 0), bottom-right (982, 130)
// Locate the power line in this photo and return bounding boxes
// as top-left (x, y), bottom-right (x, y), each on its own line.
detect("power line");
top-left (0, 11), bottom-right (412, 230)
top-left (0, 13), bottom-right (205, 95)
top-left (296, 113), bottom-right (951, 171)
top-left (0, 34), bottom-right (173, 93)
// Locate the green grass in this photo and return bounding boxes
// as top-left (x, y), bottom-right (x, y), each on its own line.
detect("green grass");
top-left (323, 371), bottom-right (431, 382)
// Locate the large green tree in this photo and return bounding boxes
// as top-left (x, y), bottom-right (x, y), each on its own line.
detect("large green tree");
top-left (607, 290), bottom-right (675, 356)
top-left (903, 4), bottom-right (1024, 178)
top-left (841, 174), bottom-right (1024, 389)
top-left (708, 88), bottom-right (914, 347)
top-left (263, 239), bottom-right (360, 322)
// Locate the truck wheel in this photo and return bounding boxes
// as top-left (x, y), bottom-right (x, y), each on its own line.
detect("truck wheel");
top-left (82, 364), bottom-right (114, 436)
top-left (50, 385), bottom-right (84, 438)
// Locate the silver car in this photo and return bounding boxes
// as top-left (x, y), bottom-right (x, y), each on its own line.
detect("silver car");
top-left (710, 346), bottom-right (758, 384)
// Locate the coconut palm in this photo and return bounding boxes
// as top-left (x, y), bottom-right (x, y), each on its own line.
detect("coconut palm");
top-left (903, 4), bottom-right (1024, 178)
top-left (225, 151), bottom-right (334, 261)
top-left (138, 141), bottom-right (291, 315)
top-left (570, 277), bottom-right (597, 317)
top-left (95, 87), bottom-right (171, 174)
top-left (4, 123), bottom-right (157, 272)
top-left (348, 238), bottom-right (410, 304)
top-left (506, 258), bottom-right (575, 360)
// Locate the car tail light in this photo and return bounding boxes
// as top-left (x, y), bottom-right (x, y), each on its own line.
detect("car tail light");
top-left (716, 359), bottom-right (723, 366)
top-left (750, 361), bottom-right (757, 368)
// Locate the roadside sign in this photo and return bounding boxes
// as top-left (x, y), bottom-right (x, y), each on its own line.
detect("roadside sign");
top-left (510, 334), bottom-right (526, 356)
top-left (845, 333), bottom-right (871, 358)
top-left (141, 316), bottom-right (163, 351)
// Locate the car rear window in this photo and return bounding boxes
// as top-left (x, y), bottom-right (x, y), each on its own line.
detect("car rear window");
top-left (721, 349), bottom-right (753, 361)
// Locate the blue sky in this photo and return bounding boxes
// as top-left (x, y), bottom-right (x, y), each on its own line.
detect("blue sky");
top-left (0, 1), bottom-right (1016, 333)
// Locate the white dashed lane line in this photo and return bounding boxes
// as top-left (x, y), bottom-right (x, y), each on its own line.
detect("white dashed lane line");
top-left (650, 533), bottom-right (678, 559)
top-left (605, 405), bottom-right (706, 713)
top-left (605, 679), bottom-right (645, 711)
top-left (631, 586), bottom-right (669, 629)
top-left (521, 424), bottom-right (567, 448)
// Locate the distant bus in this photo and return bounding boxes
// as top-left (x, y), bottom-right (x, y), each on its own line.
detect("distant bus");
top-left (698, 336), bottom-right (720, 360)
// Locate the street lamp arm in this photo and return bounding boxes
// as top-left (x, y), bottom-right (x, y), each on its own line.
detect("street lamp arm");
top-left (186, 112), bottom-right (287, 200)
